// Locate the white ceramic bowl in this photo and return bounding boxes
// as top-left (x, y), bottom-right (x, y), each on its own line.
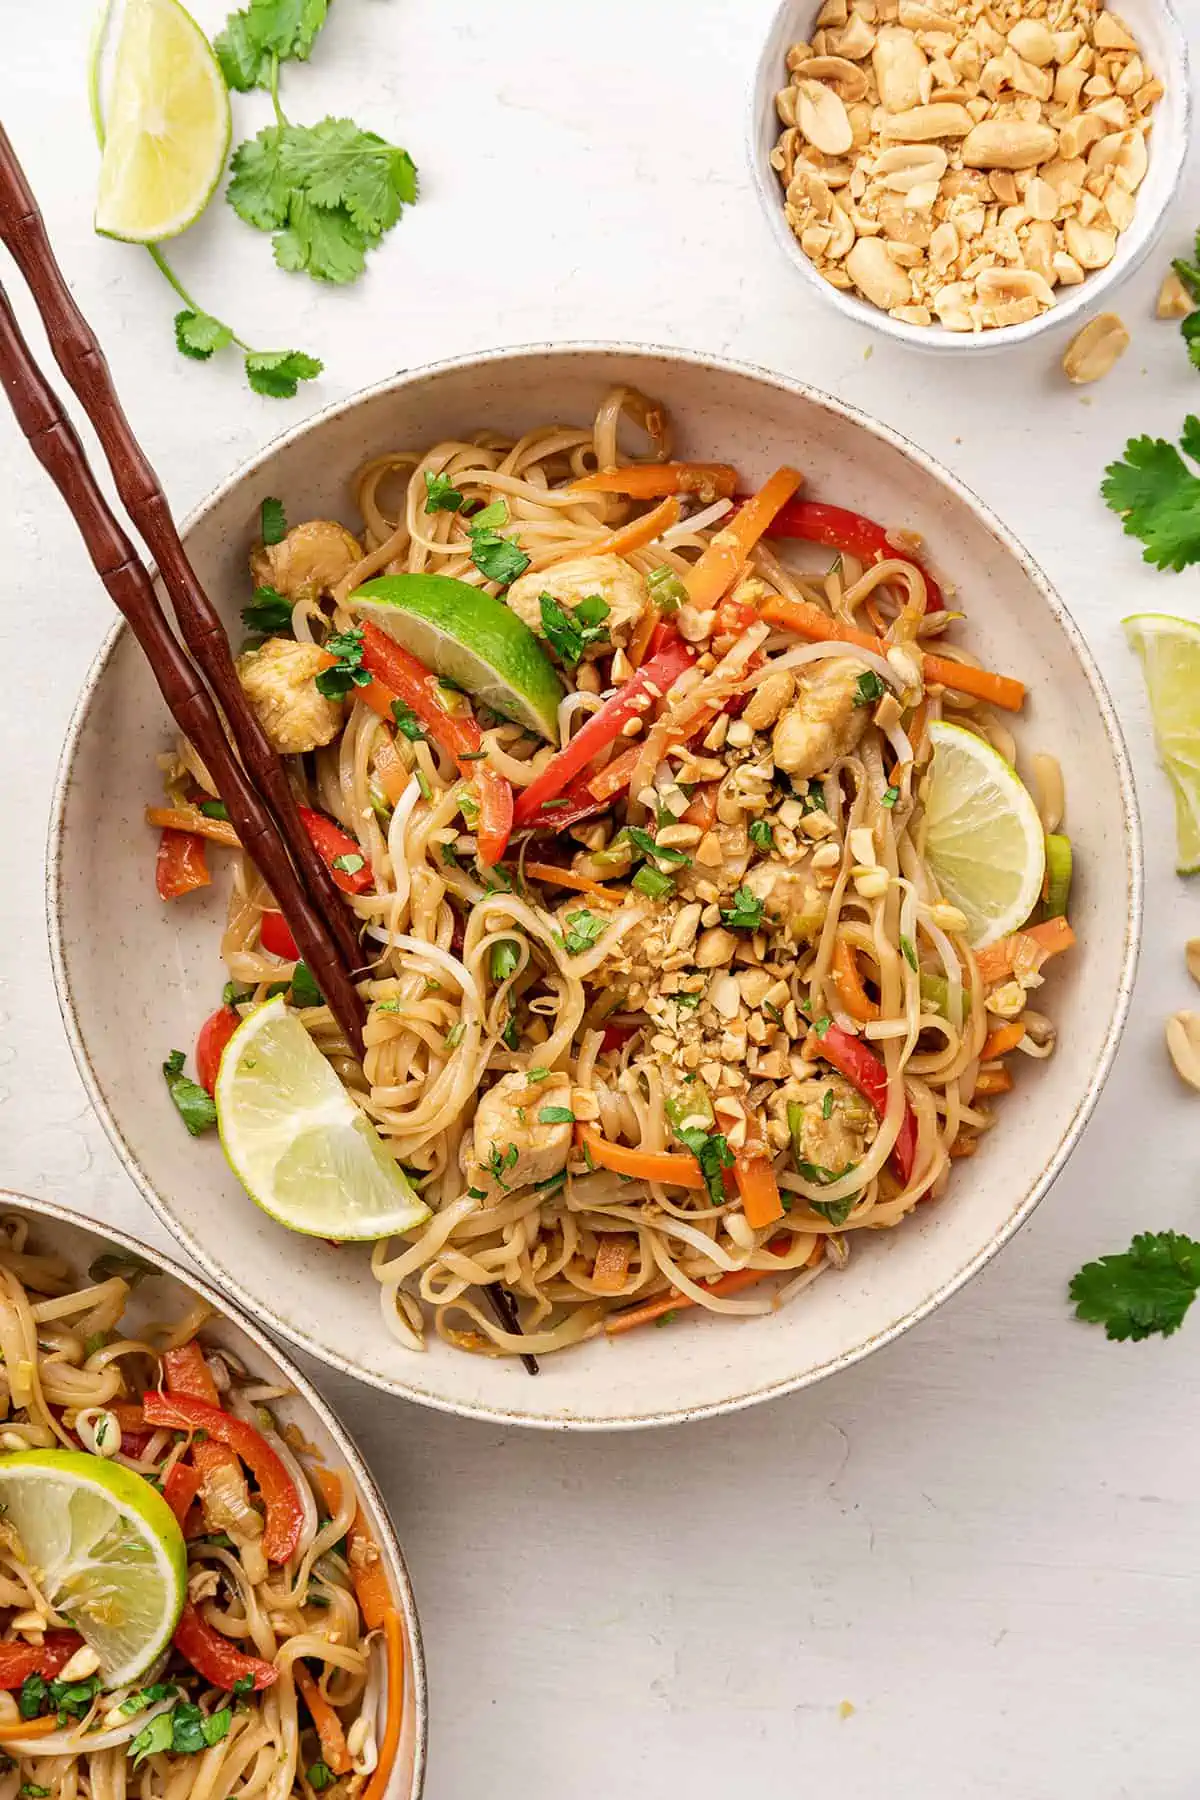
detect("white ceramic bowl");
top-left (0, 1189), bottom-right (427, 1794)
top-left (749, 0), bottom-right (1191, 353)
top-left (49, 343), bottom-right (1141, 1428)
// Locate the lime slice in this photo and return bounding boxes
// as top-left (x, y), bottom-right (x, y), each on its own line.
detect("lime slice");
top-left (1123, 613), bottom-right (1200, 873)
top-left (350, 574), bottom-right (565, 742)
top-left (0, 1449), bottom-right (186, 1687)
top-left (922, 721), bottom-right (1046, 947)
top-left (215, 997), bottom-right (431, 1240)
top-left (94, 0), bottom-right (230, 243)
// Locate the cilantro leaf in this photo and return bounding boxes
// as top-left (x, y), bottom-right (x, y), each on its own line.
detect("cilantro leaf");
top-left (245, 348), bottom-right (323, 398)
top-left (88, 1249), bottom-right (155, 1287)
top-left (241, 586), bottom-right (294, 634)
top-left (229, 121), bottom-right (418, 287)
top-left (721, 886), bottom-right (764, 932)
top-left (315, 627), bottom-right (371, 699)
top-left (174, 309), bottom-right (233, 362)
top-left (391, 701), bottom-right (426, 742)
top-left (162, 1050), bottom-right (217, 1136)
top-left (1101, 418), bottom-right (1200, 572)
top-left (623, 825), bottom-right (690, 868)
top-left (18, 1675), bottom-right (47, 1720)
top-left (307, 1763), bottom-right (336, 1792)
top-left (215, 0), bottom-right (328, 92)
top-left (131, 1710), bottom-right (175, 1765)
top-left (467, 502), bottom-right (530, 587)
top-left (1173, 228), bottom-right (1200, 304)
top-left (539, 592), bottom-right (609, 666)
top-left (563, 909), bottom-right (605, 955)
top-left (673, 1125), bottom-right (734, 1204)
top-left (810, 1194), bottom-right (856, 1226)
top-left (1183, 311), bottom-right (1200, 374)
top-left (491, 939), bottom-right (521, 982)
top-left (1069, 1231), bottom-right (1200, 1341)
top-left (424, 471), bottom-right (464, 514)
top-left (261, 498), bottom-right (288, 545)
top-left (291, 962), bottom-right (324, 1008)
top-left (538, 1106), bottom-right (575, 1125)
top-left (749, 819), bottom-right (774, 850)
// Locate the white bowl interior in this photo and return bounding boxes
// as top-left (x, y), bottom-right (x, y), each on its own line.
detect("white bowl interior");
top-left (0, 1191), bottom-right (426, 1796)
top-left (50, 346), bottom-right (1140, 1426)
top-left (749, 0), bottom-right (1191, 352)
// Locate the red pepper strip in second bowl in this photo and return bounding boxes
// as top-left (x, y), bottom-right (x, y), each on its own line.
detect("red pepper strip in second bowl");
top-left (141, 1391), bottom-right (303, 1563)
top-left (155, 827), bottom-right (210, 899)
top-left (818, 1021), bottom-right (919, 1188)
top-left (298, 806), bottom-right (373, 896)
top-left (173, 1601), bottom-right (278, 1691)
top-left (764, 498), bottom-right (945, 612)
top-left (356, 622), bottom-right (514, 864)
top-left (512, 636), bottom-right (696, 827)
top-left (0, 1633), bottom-right (84, 1689)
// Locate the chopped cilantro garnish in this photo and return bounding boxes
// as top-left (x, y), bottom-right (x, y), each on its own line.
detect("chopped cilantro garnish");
top-left (853, 670), bottom-right (886, 707)
top-left (563, 909), bottom-right (606, 955)
top-left (240, 585), bottom-right (294, 633)
top-left (445, 1021), bottom-right (465, 1049)
top-left (721, 886), bottom-right (764, 932)
top-left (260, 497), bottom-right (287, 545)
top-left (466, 499), bottom-right (530, 587)
top-left (673, 1124), bottom-right (734, 1204)
top-left (314, 627), bottom-right (371, 700)
top-left (491, 939), bottom-right (521, 982)
top-left (291, 962), bottom-right (324, 1008)
top-left (307, 1763), bottom-right (336, 1792)
top-left (162, 1050), bottom-right (217, 1136)
top-left (198, 799), bottom-right (230, 821)
top-left (538, 1105), bottom-right (575, 1125)
top-left (881, 784), bottom-right (899, 809)
top-left (423, 470), bottom-right (465, 514)
top-left (391, 701), bottom-right (426, 742)
top-left (539, 591), bottom-right (610, 666)
top-left (623, 825), bottom-right (690, 868)
top-left (749, 819), bottom-right (774, 850)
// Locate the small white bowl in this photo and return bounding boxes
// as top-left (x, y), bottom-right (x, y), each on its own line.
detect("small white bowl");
top-left (748, 0), bottom-right (1191, 353)
top-left (0, 1190), bottom-right (427, 1797)
top-left (49, 343), bottom-right (1141, 1428)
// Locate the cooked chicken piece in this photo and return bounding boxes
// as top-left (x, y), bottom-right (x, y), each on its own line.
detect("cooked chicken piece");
top-left (773, 1074), bottom-right (874, 1176)
top-left (772, 656), bottom-right (872, 781)
top-left (741, 861), bottom-right (828, 939)
top-left (506, 555), bottom-right (649, 657)
top-left (237, 637), bottom-right (344, 755)
top-left (470, 1071), bottom-right (573, 1194)
top-left (250, 519), bottom-right (362, 601)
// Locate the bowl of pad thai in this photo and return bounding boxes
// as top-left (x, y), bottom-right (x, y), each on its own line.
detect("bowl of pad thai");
top-left (0, 1192), bottom-right (425, 1797)
top-left (49, 344), bottom-right (1140, 1428)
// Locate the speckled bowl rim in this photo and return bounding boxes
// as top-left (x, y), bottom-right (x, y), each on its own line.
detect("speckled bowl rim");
top-left (0, 1189), bottom-right (427, 1793)
top-left (47, 340), bottom-right (1143, 1429)
top-left (746, 0), bottom-right (1192, 353)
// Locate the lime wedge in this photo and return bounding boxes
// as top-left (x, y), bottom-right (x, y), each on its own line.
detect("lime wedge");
top-left (215, 997), bottom-right (431, 1240)
top-left (350, 574), bottom-right (564, 742)
top-left (1123, 613), bottom-right (1200, 873)
top-left (94, 0), bottom-right (230, 243)
top-left (922, 721), bottom-right (1046, 946)
top-left (0, 1449), bottom-right (187, 1687)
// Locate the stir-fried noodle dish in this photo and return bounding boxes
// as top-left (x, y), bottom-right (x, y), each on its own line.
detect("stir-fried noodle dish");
top-left (148, 385), bottom-right (1076, 1361)
top-left (0, 1219), bottom-right (404, 1795)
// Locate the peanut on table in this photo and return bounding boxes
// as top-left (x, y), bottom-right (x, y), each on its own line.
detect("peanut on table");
top-left (771, 0), bottom-right (1163, 332)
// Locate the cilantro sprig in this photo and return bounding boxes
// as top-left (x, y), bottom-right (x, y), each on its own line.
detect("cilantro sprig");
top-left (539, 592), bottom-right (610, 666)
top-left (143, 244), bottom-right (324, 401)
top-left (1102, 416), bottom-right (1200, 572)
top-left (1070, 1231), bottom-right (1200, 1341)
top-left (465, 501), bottom-right (530, 588)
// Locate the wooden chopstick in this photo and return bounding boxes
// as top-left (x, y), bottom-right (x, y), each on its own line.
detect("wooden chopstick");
top-left (0, 122), bottom-right (362, 984)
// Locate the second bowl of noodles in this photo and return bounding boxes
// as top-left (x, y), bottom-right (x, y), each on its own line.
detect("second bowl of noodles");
top-left (48, 344), bottom-right (1141, 1428)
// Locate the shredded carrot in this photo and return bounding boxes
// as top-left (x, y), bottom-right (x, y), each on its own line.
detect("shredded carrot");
top-left (973, 917), bottom-right (1075, 986)
top-left (570, 462), bottom-right (738, 501)
top-left (592, 1235), bottom-right (634, 1294)
top-left (831, 939), bottom-right (879, 1024)
top-left (373, 732), bottom-right (410, 806)
top-left (684, 467), bottom-right (803, 612)
top-left (521, 861), bottom-right (622, 900)
top-left (577, 1125), bottom-right (705, 1188)
top-left (546, 495), bottom-right (680, 566)
top-left (758, 596), bottom-right (1026, 712)
top-left (361, 1610), bottom-right (405, 1800)
top-left (628, 604), bottom-right (660, 670)
top-left (980, 1021), bottom-right (1025, 1061)
top-left (733, 1153), bottom-right (785, 1229)
top-left (681, 782), bottom-right (719, 832)
top-left (144, 805), bottom-right (240, 848)
top-left (604, 1236), bottom-right (813, 1337)
top-left (586, 743), bottom-right (643, 803)
top-left (973, 1067), bottom-right (1013, 1096)
top-left (295, 1662), bottom-right (353, 1776)
top-left (907, 699), bottom-right (928, 758)
top-left (865, 595), bottom-right (888, 635)
top-left (0, 1716), bottom-right (59, 1743)
top-left (312, 1469), bottom-right (393, 1631)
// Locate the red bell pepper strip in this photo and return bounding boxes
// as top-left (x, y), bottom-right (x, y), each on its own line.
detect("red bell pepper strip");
top-left (818, 1022), bottom-right (919, 1187)
top-left (195, 1008), bottom-right (240, 1096)
top-left (297, 807), bottom-right (373, 896)
top-left (356, 622), bottom-right (514, 865)
top-left (0, 1633), bottom-right (85, 1689)
top-left (600, 1022), bottom-right (640, 1055)
top-left (156, 828), bottom-right (210, 900)
top-left (173, 1601), bottom-right (277, 1692)
top-left (765, 499), bottom-right (945, 612)
top-left (516, 775), bottom-right (610, 837)
top-left (162, 1459), bottom-right (205, 1530)
top-left (162, 1341), bottom-right (220, 1405)
top-left (259, 910), bottom-right (300, 961)
top-left (512, 637), bottom-right (696, 827)
top-left (141, 1392), bottom-right (303, 1563)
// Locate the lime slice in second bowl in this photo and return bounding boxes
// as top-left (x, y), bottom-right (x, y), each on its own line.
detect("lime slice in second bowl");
top-left (923, 720), bottom-right (1046, 947)
top-left (94, 0), bottom-right (231, 243)
top-left (0, 1448), bottom-right (187, 1688)
top-left (349, 573), bottom-right (564, 742)
top-left (215, 996), bottom-right (432, 1240)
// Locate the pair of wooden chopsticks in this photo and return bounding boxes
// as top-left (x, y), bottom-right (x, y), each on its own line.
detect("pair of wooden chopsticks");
top-left (0, 124), bottom-right (538, 1373)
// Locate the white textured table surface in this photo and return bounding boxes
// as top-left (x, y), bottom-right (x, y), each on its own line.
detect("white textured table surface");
top-left (4, 2), bottom-right (1200, 1793)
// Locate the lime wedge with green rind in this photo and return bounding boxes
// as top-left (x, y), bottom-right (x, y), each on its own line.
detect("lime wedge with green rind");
top-left (1123, 613), bottom-right (1200, 873)
top-left (94, 0), bottom-right (231, 243)
top-left (350, 573), bottom-right (564, 743)
top-left (923, 721), bottom-right (1046, 947)
top-left (0, 1449), bottom-right (187, 1687)
top-left (215, 996), bottom-right (431, 1241)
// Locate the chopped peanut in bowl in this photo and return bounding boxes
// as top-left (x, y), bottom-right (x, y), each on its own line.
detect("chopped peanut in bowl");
top-left (770, 0), bottom-right (1164, 333)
